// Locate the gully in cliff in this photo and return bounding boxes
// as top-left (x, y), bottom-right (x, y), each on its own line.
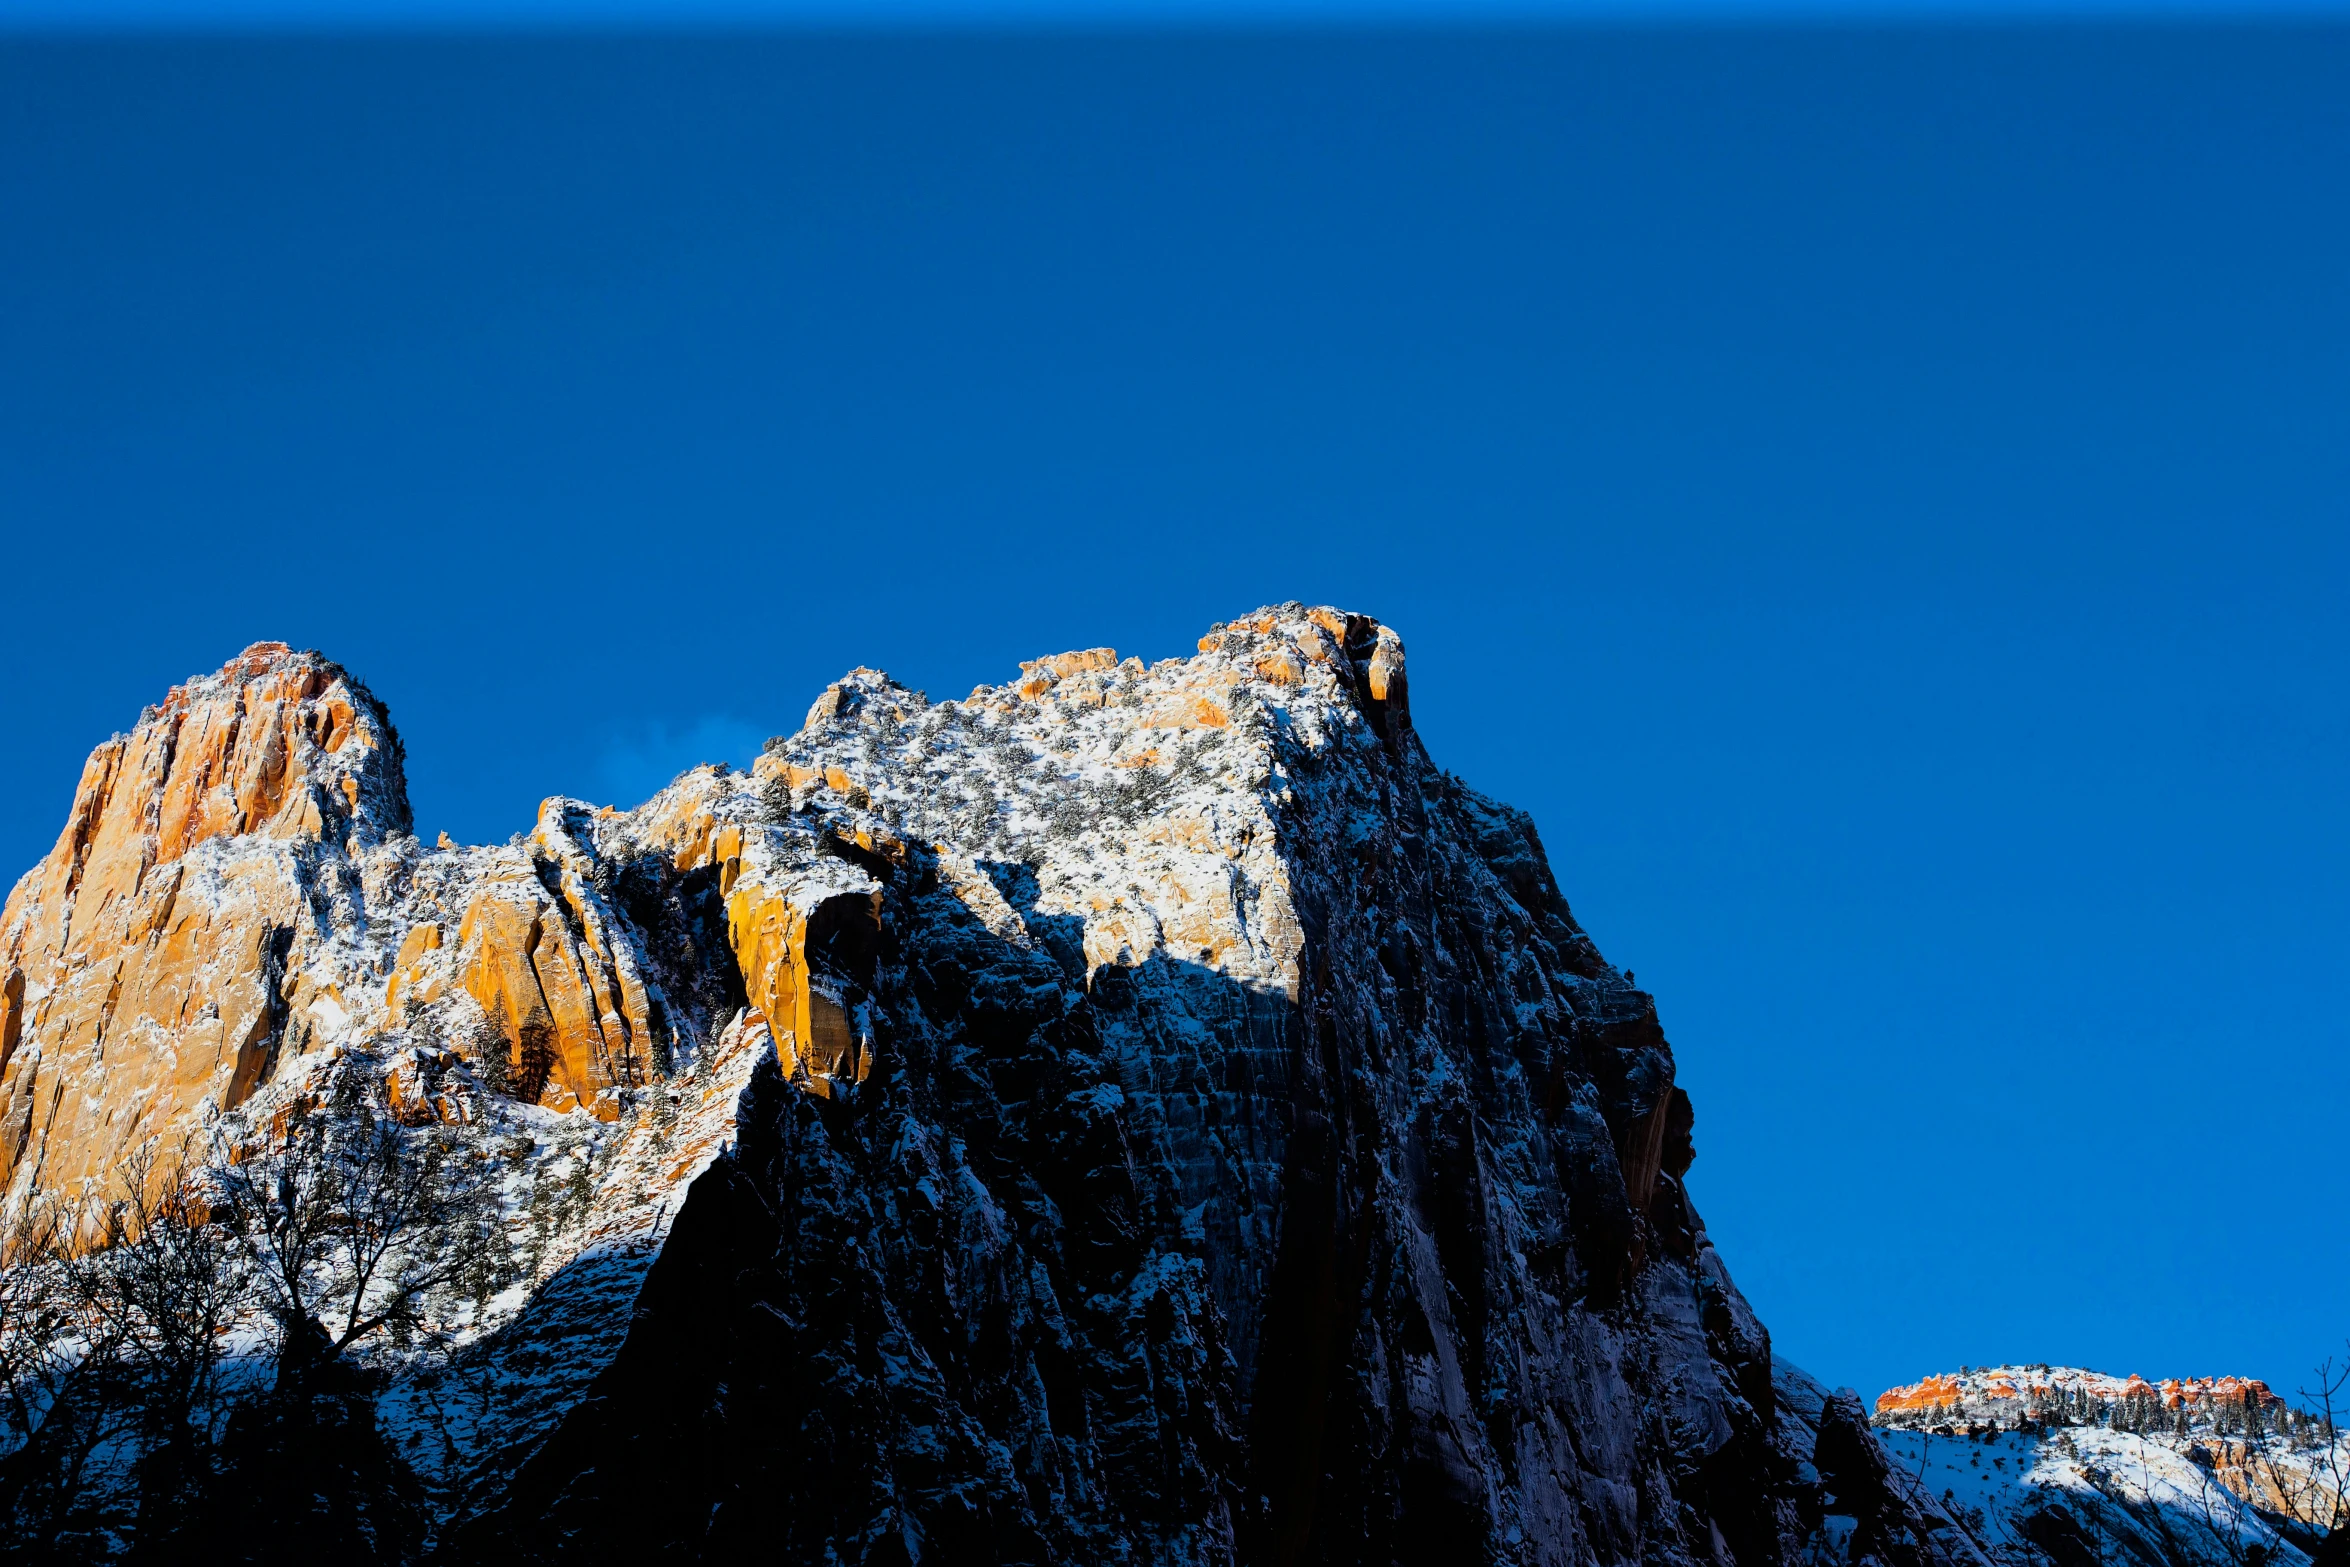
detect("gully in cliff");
top-left (0, 609), bottom-right (1979, 1567)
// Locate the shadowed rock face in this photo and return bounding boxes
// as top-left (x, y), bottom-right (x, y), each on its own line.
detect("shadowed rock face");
top-left (0, 611), bottom-right (1977, 1567)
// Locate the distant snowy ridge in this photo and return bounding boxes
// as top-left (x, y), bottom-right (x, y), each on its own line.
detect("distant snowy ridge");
top-left (1867, 1367), bottom-right (2349, 1567)
top-left (1878, 1367), bottom-right (2288, 1431)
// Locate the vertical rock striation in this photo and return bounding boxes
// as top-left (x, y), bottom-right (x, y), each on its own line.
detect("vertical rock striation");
top-left (0, 644), bottom-right (409, 1201)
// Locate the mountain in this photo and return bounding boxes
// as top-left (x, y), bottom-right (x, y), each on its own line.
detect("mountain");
top-left (1870, 1367), bottom-right (2349, 1567)
top-left (0, 605), bottom-right (1986, 1566)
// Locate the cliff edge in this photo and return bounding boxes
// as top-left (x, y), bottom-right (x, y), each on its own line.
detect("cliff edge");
top-left (0, 607), bottom-right (1979, 1567)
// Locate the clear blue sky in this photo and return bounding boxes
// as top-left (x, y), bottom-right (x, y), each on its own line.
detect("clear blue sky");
top-left (2, 18), bottom-right (2345, 1408)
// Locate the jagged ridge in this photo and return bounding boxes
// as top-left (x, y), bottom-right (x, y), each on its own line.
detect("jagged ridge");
top-left (0, 607), bottom-right (1994, 1567)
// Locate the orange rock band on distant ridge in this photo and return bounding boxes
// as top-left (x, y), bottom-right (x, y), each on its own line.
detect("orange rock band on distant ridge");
top-left (1875, 1369), bottom-right (2281, 1417)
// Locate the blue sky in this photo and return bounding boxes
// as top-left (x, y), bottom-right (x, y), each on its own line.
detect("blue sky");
top-left (11, 1), bottom-right (2350, 22)
top-left (2, 20), bottom-right (2345, 1406)
top-left (9, 0), bottom-right (2350, 23)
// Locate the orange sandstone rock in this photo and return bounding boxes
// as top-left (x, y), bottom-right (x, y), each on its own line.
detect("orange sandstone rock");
top-left (385, 1047), bottom-right (473, 1126)
top-left (1015, 647), bottom-right (1119, 700)
top-left (0, 644), bottom-right (407, 1202)
top-left (1366, 629), bottom-right (1410, 728)
top-left (385, 922), bottom-right (444, 1017)
top-left (1875, 1374), bottom-right (1966, 1415)
top-left (1042, 648), bottom-right (1117, 679)
top-left (446, 803), bottom-right (661, 1119)
top-left (1254, 650), bottom-right (1304, 686)
top-left (1876, 1368), bottom-right (2283, 1419)
top-left (722, 855), bottom-right (881, 1098)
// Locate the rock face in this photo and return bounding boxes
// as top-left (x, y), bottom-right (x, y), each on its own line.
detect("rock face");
top-left (0, 610), bottom-right (1984, 1567)
top-left (0, 644), bottom-right (410, 1201)
top-left (1875, 1369), bottom-right (2283, 1426)
top-left (1866, 1366), bottom-right (2348, 1567)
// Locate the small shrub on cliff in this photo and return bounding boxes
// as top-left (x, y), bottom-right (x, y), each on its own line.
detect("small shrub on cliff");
top-left (458, 1173), bottom-right (518, 1316)
top-left (563, 1153), bottom-right (595, 1227)
top-left (1045, 790), bottom-right (1094, 842)
top-left (469, 1017), bottom-right (512, 1098)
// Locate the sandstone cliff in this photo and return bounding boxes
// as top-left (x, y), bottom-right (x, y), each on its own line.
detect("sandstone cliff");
top-left (1866, 1365), bottom-right (2348, 1567)
top-left (1875, 1368), bottom-right (2284, 1426)
top-left (0, 609), bottom-right (1984, 1567)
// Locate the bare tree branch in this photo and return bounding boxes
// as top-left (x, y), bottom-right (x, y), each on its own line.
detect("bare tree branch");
top-left (214, 1112), bottom-right (488, 1388)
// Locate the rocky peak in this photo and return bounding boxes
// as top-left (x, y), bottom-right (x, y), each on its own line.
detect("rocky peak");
top-left (4, 640), bottom-right (405, 957)
top-left (123, 640), bottom-right (404, 856)
top-left (0, 609), bottom-right (1986, 1567)
top-left (0, 643), bottom-right (409, 1202)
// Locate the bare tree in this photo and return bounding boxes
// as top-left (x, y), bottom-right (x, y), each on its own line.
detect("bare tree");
top-left (2171, 1435), bottom-right (2276, 1567)
top-left (2145, 1359), bottom-right (2350, 1567)
top-left (58, 1147), bottom-right (250, 1549)
top-left (0, 1197), bottom-right (72, 1451)
top-left (75, 1148), bottom-right (247, 1436)
top-left (0, 1194), bottom-right (138, 1556)
top-left (215, 1112), bottom-right (487, 1390)
top-left (2245, 1353), bottom-right (2350, 1567)
top-left (0, 1120), bottom-right (485, 1561)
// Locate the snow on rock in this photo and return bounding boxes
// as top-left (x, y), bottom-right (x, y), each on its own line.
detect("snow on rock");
top-left (0, 644), bottom-right (414, 1203)
top-left (1874, 1419), bottom-right (2314, 1567)
top-left (0, 611), bottom-right (1998, 1565)
top-left (1877, 1368), bottom-right (2286, 1424)
top-left (1871, 1367), bottom-right (2350, 1567)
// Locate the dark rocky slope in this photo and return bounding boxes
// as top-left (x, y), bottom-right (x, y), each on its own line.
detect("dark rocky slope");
top-left (456, 606), bottom-right (1967, 1567)
top-left (0, 607), bottom-right (1978, 1567)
